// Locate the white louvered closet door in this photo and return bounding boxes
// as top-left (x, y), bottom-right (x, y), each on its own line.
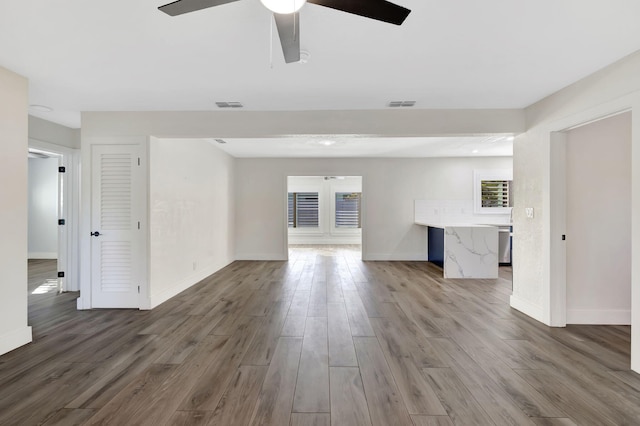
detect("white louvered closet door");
top-left (91, 145), bottom-right (142, 308)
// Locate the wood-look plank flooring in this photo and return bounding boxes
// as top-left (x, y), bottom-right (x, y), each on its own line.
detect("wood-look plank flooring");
top-left (3, 251), bottom-right (640, 425)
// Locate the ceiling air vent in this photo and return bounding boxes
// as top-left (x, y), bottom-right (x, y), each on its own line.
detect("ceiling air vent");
top-left (215, 101), bottom-right (244, 108)
top-left (388, 101), bottom-right (416, 107)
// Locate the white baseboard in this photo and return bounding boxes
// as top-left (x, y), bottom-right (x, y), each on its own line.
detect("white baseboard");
top-left (236, 252), bottom-right (425, 261)
top-left (363, 253), bottom-right (427, 261)
top-left (510, 294), bottom-right (547, 325)
top-left (235, 253), bottom-right (288, 261)
top-left (0, 326), bottom-right (33, 356)
top-left (76, 296), bottom-right (90, 310)
top-left (288, 236), bottom-right (362, 245)
top-left (149, 259), bottom-right (233, 309)
top-left (567, 308), bottom-right (631, 325)
top-left (28, 252), bottom-right (57, 259)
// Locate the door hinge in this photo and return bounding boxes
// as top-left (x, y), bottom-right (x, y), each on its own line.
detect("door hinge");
top-left (138, 221), bottom-right (141, 230)
top-left (58, 166), bottom-right (66, 173)
top-left (58, 271), bottom-right (65, 278)
top-left (58, 219), bottom-right (66, 225)
top-left (138, 285), bottom-right (140, 294)
top-left (137, 157), bottom-right (140, 166)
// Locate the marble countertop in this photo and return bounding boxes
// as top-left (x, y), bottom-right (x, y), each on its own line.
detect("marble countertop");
top-left (415, 221), bottom-right (500, 229)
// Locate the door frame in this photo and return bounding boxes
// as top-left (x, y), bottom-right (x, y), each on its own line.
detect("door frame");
top-left (284, 175), bottom-right (365, 259)
top-left (548, 106), bottom-right (634, 327)
top-left (544, 94), bottom-right (640, 374)
top-left (28, 138), bottom-right (80, 292)
top-left (79, 140), bottom-right (148, 310)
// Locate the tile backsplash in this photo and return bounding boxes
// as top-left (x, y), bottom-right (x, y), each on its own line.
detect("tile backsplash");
top-left (414, 199), bottom-right (511, 225)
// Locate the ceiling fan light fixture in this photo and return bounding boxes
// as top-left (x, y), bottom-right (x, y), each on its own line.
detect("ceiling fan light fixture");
top-left (158, 0), bottom-right (410, 64)
top-left (261, 0), bottom-right (307, 14)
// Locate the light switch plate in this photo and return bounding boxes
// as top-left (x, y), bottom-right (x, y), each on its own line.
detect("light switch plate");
top-left (525, 207), bottom-right (534, 219)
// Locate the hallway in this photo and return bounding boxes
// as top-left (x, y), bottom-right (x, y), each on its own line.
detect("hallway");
top-left (1, 247), bottom-right (638, 425)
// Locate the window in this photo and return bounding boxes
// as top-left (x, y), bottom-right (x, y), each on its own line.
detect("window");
top-left (335, 192), bottom-right (361, 228)
top-left (288, 192), bottom-right (319, 228)
top-left (288, 193), bottom-right (294, 227)
top-left (474, 169), bottom-right (513, 214)
top-left (481, 180), bottom-right (512, 208)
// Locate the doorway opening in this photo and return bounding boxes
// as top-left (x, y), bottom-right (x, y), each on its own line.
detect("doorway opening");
top-left (563, 112), bottom-right (632, 326)
top-left (28, 149), bottom-right (62, 299)
top-left (27, 141), bottom-right (79, 301)
top-left (287, 176), bottom-right (363, 259)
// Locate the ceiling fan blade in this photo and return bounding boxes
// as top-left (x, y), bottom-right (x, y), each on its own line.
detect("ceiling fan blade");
top-left (307, 0), bottom-right (410, 25)
top-left (274, 13), bottom-right (301, 63)
top-left (158, 0), bottom-right (241, 16)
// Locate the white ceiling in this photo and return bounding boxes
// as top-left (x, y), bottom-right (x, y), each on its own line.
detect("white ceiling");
top-left (1, 0), bottom-right (640, 130)
top-left (208, 135), bottom-right (513, 157)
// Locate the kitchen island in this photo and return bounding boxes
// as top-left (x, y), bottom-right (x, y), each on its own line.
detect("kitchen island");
top-left (416, 222), bottom-right (499, 279)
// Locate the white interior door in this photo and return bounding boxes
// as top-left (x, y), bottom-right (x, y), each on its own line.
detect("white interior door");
top-left (91, 145), bottom-right (142, 308)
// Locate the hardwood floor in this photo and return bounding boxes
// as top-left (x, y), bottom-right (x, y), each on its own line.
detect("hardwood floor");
top-left (2, 249), bottom-right (639, 425)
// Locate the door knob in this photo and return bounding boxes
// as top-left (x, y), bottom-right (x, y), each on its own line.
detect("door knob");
top-left (90, 231), bottom-right (101, 237)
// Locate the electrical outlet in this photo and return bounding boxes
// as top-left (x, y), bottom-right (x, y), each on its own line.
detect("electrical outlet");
top-left (525, 207), bottom-right (534, 219)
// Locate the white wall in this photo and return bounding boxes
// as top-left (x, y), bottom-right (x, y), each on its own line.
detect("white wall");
top-left (236, 157), bottom-right (512, 260)
top-left (566, 112), bottom-right (631, 324)
top-left (82, 109), bottom-right (525, 138)
top-left (28, 157), bottom-right (59, 259)
top-left (513, 49), bottom-right (640, 371)
top-left (0, 66), bottom-right (31, 356)
top-left (29, 115), bottom-right (80, 149)
top-left (80, 108), bottom-right (523, 308)
top-left (288, 176), bottom-right (362, 245)
top-left (148, 138), bottom-right (235, 308)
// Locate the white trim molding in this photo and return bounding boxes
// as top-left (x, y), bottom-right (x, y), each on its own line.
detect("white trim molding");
top-left (509, 295), bottom-right (546, 325)
top-left (567, 309), bottom-right (631, 325)
top-left (364, 253), bottom-right (426, 261)
top-left (235, 253), bottom-right (288, 261)
top-left (0, 326), bottom-right (32, 356)
top-left (148, 260), bottom-right (233, 309)
top-left (28, 252), bottom-right (58, 259)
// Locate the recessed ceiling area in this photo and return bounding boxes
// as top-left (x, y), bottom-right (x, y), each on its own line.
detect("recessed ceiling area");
top-left (206, 135), bottom-right (513, 158)
top-left (2, 1), bottom-right (640, 128)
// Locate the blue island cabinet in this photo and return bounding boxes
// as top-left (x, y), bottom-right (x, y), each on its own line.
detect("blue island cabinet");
top-left (427, 226), bottom-right (445, 268)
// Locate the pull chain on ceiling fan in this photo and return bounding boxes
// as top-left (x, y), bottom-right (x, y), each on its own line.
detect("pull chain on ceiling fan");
top-left (158, 0), bottom-right (411, 64)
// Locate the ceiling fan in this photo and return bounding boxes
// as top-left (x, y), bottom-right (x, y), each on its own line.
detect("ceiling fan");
top-left (158, 0), bottom-right (411, 63)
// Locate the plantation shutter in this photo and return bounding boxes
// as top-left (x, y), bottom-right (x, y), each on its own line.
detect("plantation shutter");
top-left (481, 180), bottom-right (512, 208)
top-left (335, 192), bottom-right (361, 228)
top-left (295, 192), bottom-right (319, 227)
top-left (288, 192), bottom-right (319, 228)
top-left (288, 193), bottom-right (295, 228)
